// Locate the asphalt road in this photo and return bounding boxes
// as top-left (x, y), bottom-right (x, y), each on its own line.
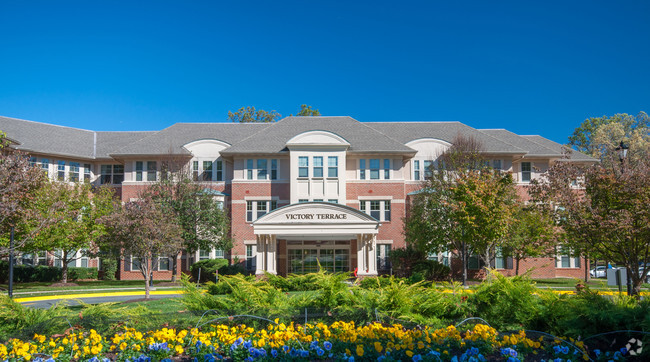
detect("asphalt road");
top-left (16, 290), bottom-right (183, 309)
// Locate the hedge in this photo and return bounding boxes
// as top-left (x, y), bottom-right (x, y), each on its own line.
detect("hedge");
top-left (0, 261), bottom-right (98, 283)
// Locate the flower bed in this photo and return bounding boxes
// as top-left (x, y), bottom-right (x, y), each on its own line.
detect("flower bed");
top-left (0, 321), bottom-right (630, 361)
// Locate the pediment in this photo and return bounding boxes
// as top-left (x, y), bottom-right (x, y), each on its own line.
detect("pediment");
top-left (286, 130), bottom-right (350, 148)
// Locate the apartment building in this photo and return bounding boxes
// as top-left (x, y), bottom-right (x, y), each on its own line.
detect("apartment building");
top-left (0, 115), bottom-right (597, 280)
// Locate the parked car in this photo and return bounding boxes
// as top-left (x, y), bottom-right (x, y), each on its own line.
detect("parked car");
top-left (590, 266), bottom-right (607, 278)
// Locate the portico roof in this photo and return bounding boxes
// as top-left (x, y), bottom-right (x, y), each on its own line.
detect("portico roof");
top-left (252, 202), bottom-right (379, 236)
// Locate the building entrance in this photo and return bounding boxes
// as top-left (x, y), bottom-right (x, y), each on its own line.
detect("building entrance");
top-left (287, 241), bottom-right (350, 274)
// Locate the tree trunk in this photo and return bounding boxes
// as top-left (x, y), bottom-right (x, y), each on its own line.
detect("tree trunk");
top-left (142, 257), bottom-right (151, 299)
top-left (515, 257), bottom-right (520, 276)
top-left (171, 252), bottom-right (179, 282)
top-left (584, 253), bottom-right (589, 283)
top-left (62, 250), bottom-right (69, 284)
top-left (461, 241), bottom-right (468, 286)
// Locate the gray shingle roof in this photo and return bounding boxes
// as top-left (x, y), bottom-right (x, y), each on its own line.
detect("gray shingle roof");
top-left (0, 116), bottom-right (96, 159)
top-left (110, 122), bottom-right (270, 156)
top-left (365, 122), bottom-right (526, 154)
top-left (479, 129), bottom-right (559, 156)
top-left (95, 131), bottom-right (156, 159)
top-left (222, 117), bottom-right (415, 154)
top-left (521, 135), bottom-right (598, 161)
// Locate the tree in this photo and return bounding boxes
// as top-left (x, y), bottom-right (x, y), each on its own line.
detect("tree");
top-left (530, 155), bottom-right (650, 295)
top-left (228, 106), bottom-right (281, 123)
top-left (101, 197), bottom-right (183, 298)
top-left (404, 135), bottom-right (518, 285)
top-left (296, 104), bottom-right (321, 116)
top-left (502, 206), bottom-right (554, 275)
top-left (143, 177), bottom-right (232, 281)
top-left (568, 112), bottom-right (649, 163)
top-left (0, 133), bottom-right (51, 257)
top-left (25, 182), bottom-right (115, 283)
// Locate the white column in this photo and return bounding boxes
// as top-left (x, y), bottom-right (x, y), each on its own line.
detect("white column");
top-left (266, 235), bottom-right (277, 275)
top-left (356, 234), bottom-right (378, 276)
top-left (255, 235), bottom-right (266, 275)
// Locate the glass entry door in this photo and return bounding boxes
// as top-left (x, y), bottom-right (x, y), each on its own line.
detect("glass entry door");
top-left (287, 241), bottom-right (350, 274)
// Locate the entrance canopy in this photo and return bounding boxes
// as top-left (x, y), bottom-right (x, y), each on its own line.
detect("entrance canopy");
top-left (252, 202), bottom-right (379, 236)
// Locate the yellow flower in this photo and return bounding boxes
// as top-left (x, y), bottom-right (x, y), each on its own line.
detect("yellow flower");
top-left (406, 350), bottom-right (414, 357)
top-left (374, 342), bottom-right (383, 353)
top-left (356, 345), bottom-right (364, 357)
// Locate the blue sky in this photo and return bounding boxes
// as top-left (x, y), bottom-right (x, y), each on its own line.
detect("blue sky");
top-left (1, 1), bottom-right (648, 144)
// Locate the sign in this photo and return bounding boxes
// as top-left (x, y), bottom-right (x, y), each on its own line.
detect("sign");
top-left (285, 213), bottom-right (348, 220)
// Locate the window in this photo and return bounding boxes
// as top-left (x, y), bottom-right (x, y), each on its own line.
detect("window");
top-left (57, 161), bottom-right (66, 181)
top-left (147, 161), bottom-right (157, 181)
top-left (136, 161), bottom-right (143, 181)
top-left (359, 159), bottom-right (366, 179)
top-left (327, 156), bottom-right (338, 177)
top-left (113, 165), bottom-right (124, 184)
top-left (313, 156), bottom-right (323, 177)
top-left (298, 156), bottom-right (309, 177)
top-left (256, 159), bottom-right (267, 180)
top-left (29, 157), bottom-right (37, 166)
top-left (101, 165), bottom-right (112, 184)
top-left (270, 159), bottom-right (277, 180)
top-left (199, 249), bottom-right (211, 261)
top-left (369, 159), bottom-right (380, 179)
top-left (158, 257), bottom-right (170, 271)
top-left (68, 162), bottom-right (80, 182)
top-left (101, 164), bottom-right (124, 184)
top-left (131, 256), bottom-right (141, 271)
top-left (384, 159), bottom-right (390, 179)
top-left (424, 160), bottom-right (434, 179)
top-left (202, 161), bottom-right (213, 181)
top-left (298, 199), bottom-right (308, 203)
top-left (494, 247), bottom-right (513, 269)
top-left (192, 161), bottom-right (199, 181)
top-left (246, 158), bottom-right (278, 180)
top-left (216, 160), bottom-right (223, 181)
top-left (359, 200), bottom-right (391, 221)
top-left (556, 247), bottom-right (581, 268)
top-left (246, 200), bottom-right (278, 222)
top-left (246, 245), bottom-right (256, 271)
top-left (377, 244), bottom-right (391, 271)
top-left (84, 164), bottom-right (91, 182)
top-left (328, 199), bottom-right (338, 203)
top-left (492, 159), bottom-right (502, 170)
top-left (41, 159), bottom-right (49, 177)
top-left (521, 162), bottom-right (531, 182)
top-left (413, 160), bottom-right (420, 180)
top-left (246, 159), bottom-right (254, 180)
top-left (360, 158), bottom-right (391, 180)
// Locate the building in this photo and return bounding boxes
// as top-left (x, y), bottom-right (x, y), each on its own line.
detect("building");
top-left (0, 115), bottom-right (597, 280)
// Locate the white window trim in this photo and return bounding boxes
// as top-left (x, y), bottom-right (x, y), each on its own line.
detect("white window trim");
top-left (192, 158), bottom-right (225, 182)
top-left (246, 200), bottom-right (279, 222)
top-left (520, 161), bottom-right (532, 184)
top-left (245, 158), bottom-right (279, 181)
top-left (359, 199), bottom-right (391, 222)
top-left (359, 158), bottom-right (392, 180)
top-left (134, 161), bottom-right (158, 182)
top-left (556, 247), bottom-right (581, 269)
top-left (100, 164), bottom-right (125, 185)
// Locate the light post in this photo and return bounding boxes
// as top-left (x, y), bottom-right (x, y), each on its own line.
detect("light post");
top-left (614, 141), bottom-right (633, 295)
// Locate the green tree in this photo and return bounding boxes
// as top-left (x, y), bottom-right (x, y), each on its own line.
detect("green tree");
top-left (143, 177), bottom-right (232, 281)
top-left (25, 182), bottom-right (115, 283)
top-left (0, 133), bottom-right (50, 257)
top-left (568, 112), bottom-right (649, 162)
top-left (405, 135), bottom-right (518, 285)
top-left (296, 104), bottom-right (321, 116)
top-left (530, 155), bottom-right (650, 295)
top-left (502, 206), bottom-right (554, 275)
top-left (228, 106), bottom-right (281, 123)
top-left (101, 196), bottom-right (183, 298)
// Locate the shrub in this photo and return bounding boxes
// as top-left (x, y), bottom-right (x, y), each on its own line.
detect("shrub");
top-left (190, 259), bottom-right (229, 283)
top-left (390, 246), bottom-right (451, 281)
top-left (100, 258), bottom-right (118, 280)
top-left (68, 267), bottom-right (98, 280)
top-left (0, 262), bottom-right (62, 283)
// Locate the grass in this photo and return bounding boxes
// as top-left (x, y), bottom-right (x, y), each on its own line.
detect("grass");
top-left (533, 277), bottom-right (650, 290)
